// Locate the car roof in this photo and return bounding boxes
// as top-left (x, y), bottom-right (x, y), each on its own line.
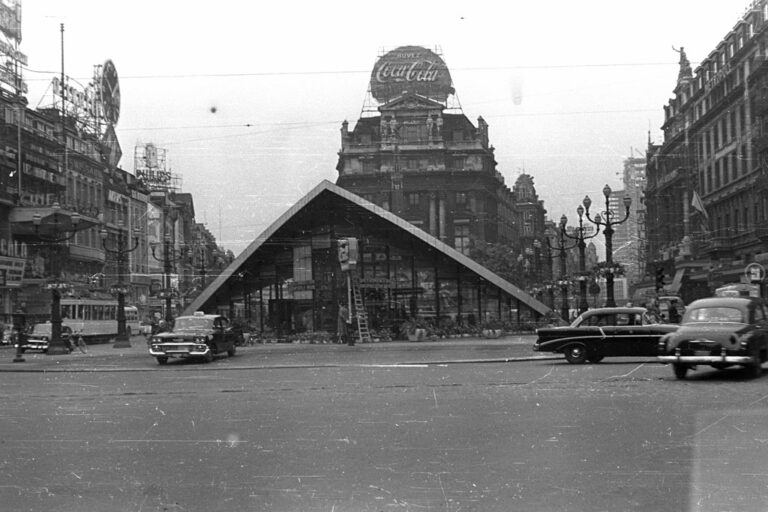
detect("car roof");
top-left (687, 296), bottom-right (761, 308)
top-left (582, 307), bottom-right (649, 315)
top-left (177, 314), bottom-right (222, 320)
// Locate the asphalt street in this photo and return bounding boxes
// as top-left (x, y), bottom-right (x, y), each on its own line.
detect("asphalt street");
top-left (0, 334), bottom-right (557, 371)
top-left (3, 335), bottom-right (768, 512)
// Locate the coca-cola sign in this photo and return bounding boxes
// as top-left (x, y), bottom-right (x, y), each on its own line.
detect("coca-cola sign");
top-left (370, 46), bottom-right (454, 103)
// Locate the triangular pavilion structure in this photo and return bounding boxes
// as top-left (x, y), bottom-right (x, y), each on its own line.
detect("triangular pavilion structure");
top-left (183, 180), bottom-right (550, 339)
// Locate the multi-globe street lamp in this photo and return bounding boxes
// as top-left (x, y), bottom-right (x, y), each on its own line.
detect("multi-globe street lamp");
top-left (151, 234), bottom-right (178, 324)
top-left (562, 204), bottom-right (601, 314)
top-left (32, 203), bottom-right (83, 356)
top-left (583, 184), bottom-right (632, 308)
top-left (100, 221), bottom-right (140, 348)
top-left (545, 215), bottom-right (577, 322)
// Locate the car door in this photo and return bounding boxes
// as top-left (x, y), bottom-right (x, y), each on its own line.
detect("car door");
top-left (752, 303), bottom-right (768, 355)
top-left (610, 312), bottom-right (642, 356)
top-left (589, 313), bottom-right (622, 357)
top-left (629, 312), bottom-right (667, 356)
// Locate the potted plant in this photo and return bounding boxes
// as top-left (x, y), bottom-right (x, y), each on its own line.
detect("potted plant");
top-left (481, 319), bottom-right (503, 339)
top-left (399, 318), bottom-right (426, 341)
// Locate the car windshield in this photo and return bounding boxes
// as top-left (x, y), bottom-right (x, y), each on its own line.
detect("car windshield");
top-left (684, 307), bottom-right (745, 324)
top-left (173, 317), bottom-right (215, 331)
top-left (30, 324), bottom-right (52, 335)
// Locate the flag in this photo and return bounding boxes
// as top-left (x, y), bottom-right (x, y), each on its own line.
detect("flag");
top-left (691, 190), bottom-right (709, 222)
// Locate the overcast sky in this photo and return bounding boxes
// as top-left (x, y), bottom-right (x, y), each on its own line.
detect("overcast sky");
top-left (19, 1), bottom-right (752, 255)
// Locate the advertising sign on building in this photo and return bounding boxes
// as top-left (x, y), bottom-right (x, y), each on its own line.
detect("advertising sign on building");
top-left (0, 255), bottom-right (25, 287)
top-left (0, 1), bottom-right (21, 42)
top-left (370, 46), bottom-right (454, 103)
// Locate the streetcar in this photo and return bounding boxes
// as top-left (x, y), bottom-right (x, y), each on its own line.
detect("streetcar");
top-left (58, 298), bottom-right (140, 342)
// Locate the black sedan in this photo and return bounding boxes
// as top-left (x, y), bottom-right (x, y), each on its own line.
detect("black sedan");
top-left (657, 296), bottom-right (768, 379)
top-left (533, 307), bottom-right (679, 363)
top-left (148, 312), bottom-right (238, 364)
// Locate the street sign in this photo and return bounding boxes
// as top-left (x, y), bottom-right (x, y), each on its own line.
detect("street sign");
top-left (745, 262), bottom-right (766, 283)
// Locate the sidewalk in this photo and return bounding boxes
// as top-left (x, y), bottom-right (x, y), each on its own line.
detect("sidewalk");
top-left (0, 334), bottom-right (560, 372)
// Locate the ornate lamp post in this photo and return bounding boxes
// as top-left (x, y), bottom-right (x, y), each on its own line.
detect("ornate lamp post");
top-left (563, 204), bottom-right (601, 314)
top-left (545, 215), bottom-right (577, 322)
top-left (151, 234), bottom-right (176, 324)
top-left (583, 184), bottom-right (632, 307)
top-left (532, 239), bottom-right (542, 284)
top-left (32, 203), bottom-right (82, 356)
top-left (100, 221), bottom-right (140, 348)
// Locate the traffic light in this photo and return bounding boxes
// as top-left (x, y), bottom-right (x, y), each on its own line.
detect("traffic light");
top-left (337, 237), bottom-right (358, 272)
top-left (655, 267), bottom-right (666, 293)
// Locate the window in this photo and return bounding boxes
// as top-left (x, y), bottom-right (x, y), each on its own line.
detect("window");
top-left (407, 192), bottom-right (419, 207)
top-left (456, 192), bottom-right (467, 205)
top-left (454, 224), bottom-right (470, 255)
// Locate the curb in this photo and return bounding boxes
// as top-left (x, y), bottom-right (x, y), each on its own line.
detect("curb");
top-left (0, 355), bottom-right (561, 373)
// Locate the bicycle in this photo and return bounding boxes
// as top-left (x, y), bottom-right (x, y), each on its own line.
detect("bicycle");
top-left (71, 329), bottom-right (87, 354)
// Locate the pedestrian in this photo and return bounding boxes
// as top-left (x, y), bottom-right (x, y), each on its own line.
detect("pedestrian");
top-left (337, 302), bottom-right (349, 344)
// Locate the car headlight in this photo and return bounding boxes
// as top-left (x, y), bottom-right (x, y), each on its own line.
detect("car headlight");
top-left (194, 336), bottom-right (207, 343)
top-left (737, 333), bottom-right (753, 349)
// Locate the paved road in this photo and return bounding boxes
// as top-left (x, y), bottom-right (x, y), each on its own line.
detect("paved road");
top-left (0, 334), bottom-right (557, 371)
top-left (2, 335), bottom-right (767, 511)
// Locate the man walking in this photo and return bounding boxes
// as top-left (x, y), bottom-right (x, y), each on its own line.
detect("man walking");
top-left (337, 302), bottom-right (349, 344)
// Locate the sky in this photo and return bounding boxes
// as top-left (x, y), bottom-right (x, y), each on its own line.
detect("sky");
top-left (16, 0), bottom-right (755, 255)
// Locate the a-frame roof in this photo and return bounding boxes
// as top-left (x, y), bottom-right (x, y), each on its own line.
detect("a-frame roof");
top-left (183, 180), bottom-right (550, 316)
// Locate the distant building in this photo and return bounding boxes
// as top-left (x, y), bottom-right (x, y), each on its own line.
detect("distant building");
top-left (335, 46), bottom-right (547, 260)
top-left (646, 3), bottom-right (768, 302)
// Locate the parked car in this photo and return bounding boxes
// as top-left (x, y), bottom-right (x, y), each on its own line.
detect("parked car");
top-left (657, 296), bottom-right (768, 379)
top-left (533, 307), bottom-right (679, 363)
top-left (148, 312), bottom-right (238, 365)
top-left (18, 323), bottom-right (73, 353)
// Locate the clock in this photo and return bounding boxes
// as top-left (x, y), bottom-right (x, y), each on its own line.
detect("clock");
top-left (100, 59), bottom-right (120, 125)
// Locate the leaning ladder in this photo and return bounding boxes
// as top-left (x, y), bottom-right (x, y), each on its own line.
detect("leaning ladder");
top-left (350, 274), bottom-right (372, 344)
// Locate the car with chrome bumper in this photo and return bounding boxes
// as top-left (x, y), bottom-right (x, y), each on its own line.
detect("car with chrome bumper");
top-left (533, 307), bottom-right (678, 363)
top-left (17, 323), bottom-right (74, 353)
top-left (657, 296), bottom-right (768, 379)
top-left (148, 312), bottom-right (237, 364)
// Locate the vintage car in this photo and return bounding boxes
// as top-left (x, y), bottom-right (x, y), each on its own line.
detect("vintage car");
top-left (657, 296), bottom-right (768, 379)
top-left (533, 307), bottom-right (679, 363)
top-left (17, 324), bottom-right (74, 353)
top-left (148, 312), bottom-right (238, 364)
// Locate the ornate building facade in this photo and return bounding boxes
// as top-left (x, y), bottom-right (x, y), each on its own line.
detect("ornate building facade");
top-left (646, 2), bottom-right (768, 302)
top-left (335, 46), bottom-right (547, 265)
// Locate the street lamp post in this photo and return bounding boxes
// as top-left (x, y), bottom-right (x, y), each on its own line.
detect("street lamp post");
top-left (151, 234), bottom-right (176, 324)
top-left (100, 221), bottom-right (140, 348)
top-left (545, 215), bottom-right (577, 322)
top-left (563, 204), bottom-right (601, 314)
top-left (532, 239), bottom-right (542, 284)
top-left (32, 203), bottom-right (82, 356)
top-left (583, 184), bottom-right (632, 307)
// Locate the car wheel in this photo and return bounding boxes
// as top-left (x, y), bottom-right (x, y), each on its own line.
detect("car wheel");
top-left (156, 356), bottom-right (168, 365)
top-left (588, 354), bottom-right (604, 363)
top-left (203, 351), bottom-right (214, 364)
top-left (564, 344), bottom-right (588, 364)
top-left (227, 345), bottom-right (236, 357)
top-left (746, 358), bottom-right (762, 379)
top-left (673, 363), bottom-right (688, 379)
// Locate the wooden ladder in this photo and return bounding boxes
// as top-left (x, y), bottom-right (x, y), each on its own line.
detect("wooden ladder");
top-left (350, 274), bottom-right (372, 344)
